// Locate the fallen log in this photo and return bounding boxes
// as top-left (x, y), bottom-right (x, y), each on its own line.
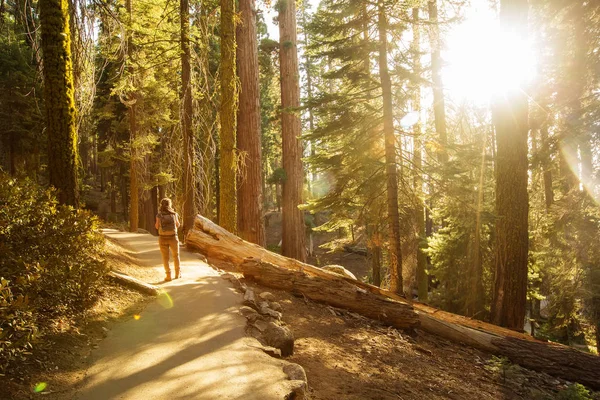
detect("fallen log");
top-left (241, 258), bottom-right (419, 330)
top-left (108, 271), bottom-right (160, 296)
top-left (186, 215), bottom-right (600, 389)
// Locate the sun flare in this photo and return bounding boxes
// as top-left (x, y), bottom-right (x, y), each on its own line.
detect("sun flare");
top-left (443, 6), bottom-right (537, 103)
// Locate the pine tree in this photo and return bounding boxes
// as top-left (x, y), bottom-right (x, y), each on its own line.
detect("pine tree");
top-left (377, 0), bottom-right (403, 294)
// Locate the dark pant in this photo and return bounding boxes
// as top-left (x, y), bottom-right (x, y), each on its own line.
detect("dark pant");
top-left (159, 235), bottom-right (180, 278)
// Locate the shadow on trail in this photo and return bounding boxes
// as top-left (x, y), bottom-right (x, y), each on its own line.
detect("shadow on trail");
top-left (75, 252), bottom-right (288, 400)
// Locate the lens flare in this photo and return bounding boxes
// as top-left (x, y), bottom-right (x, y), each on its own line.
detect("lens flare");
top-left (133, 314), bottom-right (141, 320)
top-left (157, 291), bottom-right (174, 309)
top-left (33, 382), bottom-right (47, 393)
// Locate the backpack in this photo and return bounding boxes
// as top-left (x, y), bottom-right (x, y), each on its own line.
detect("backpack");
top-left (158, 212), bottom-right (176, 235)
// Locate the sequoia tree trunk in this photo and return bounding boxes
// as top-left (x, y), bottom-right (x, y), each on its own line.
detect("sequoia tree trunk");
top-left (39, 0), bottom-right (79, 207)
top-left (236, 0), bottom-right (265, 246)
top-left (279, 0), bottom-right (306, 262)
top-left (219, 0), bottom-right (238, 232)
top-left (490, 0), bottom-right (529, 330)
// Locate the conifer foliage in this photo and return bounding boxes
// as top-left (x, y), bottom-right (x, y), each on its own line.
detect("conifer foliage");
top-left (2, 0), bottom-right (600, 352)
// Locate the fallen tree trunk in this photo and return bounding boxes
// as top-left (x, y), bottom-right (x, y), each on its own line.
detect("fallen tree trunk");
top-left (241, 258), bottom-right (419, 329)
top-left (187, 215), bottom-right (600, 389)
top-left (108, 271), bottom-right (160, 296)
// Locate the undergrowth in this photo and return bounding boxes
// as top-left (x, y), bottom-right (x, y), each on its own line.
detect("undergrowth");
top-left (0, 173), bottom-right (107, 373)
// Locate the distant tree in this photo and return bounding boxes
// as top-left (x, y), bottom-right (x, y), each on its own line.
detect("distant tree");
top-left (377, 0), bottom-right (403, 294)
top-left (180, 0), bottom-right (195, 235)
top-left (428, 0), bottom-right (448, 164)
top-left (39, 0), bottom-right (79, 207)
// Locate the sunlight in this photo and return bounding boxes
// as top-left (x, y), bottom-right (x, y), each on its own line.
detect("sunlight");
top-left (443, 5), bottom-right (536, 104)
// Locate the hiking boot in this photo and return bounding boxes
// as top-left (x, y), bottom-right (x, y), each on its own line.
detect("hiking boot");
top-left (165, 274), bottom-right (172, 282)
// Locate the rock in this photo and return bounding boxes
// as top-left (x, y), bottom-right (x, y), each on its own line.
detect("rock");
top-left (259, 291), bottom-right (276, 301)
top-left (270, 302), bottom-right (283, 313)
top-left (322, 265), bottom-right (357, 280)
top-left (245, 312), bottom-right (262, 323)
top-left (264, 322), bottom-right (294, 357)
top-left (251, 319), bottom-right (269, 332)
top-left (284, 380), bottom-right (308, 400)
top-left (197, 254), bottom-right (208, 263)
top-left (243, 289), bottom-right (257, 308)
top-left (260, 346), bottom-right (282, 358)
top-left (221, 273), bottom-right (236, 281)
top-left (239, 306), bottom-right (258, 318)
top-left (259, 304), bottom-right (282, 320)
top-left (283, 363), bottom-right (307, 383)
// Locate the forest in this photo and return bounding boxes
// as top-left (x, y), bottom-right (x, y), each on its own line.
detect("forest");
top-left (1, 0), bottom-right (600, 382)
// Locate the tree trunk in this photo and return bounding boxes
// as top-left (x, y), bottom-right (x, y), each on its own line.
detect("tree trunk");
top-left (197, 0), bottom-right (214, 218)
top-left (219, 0), bottom-right (237, 233)
top-left (371, 232), bottom-right (382, 288)
top-left (236, 0), bottom-right (265, 246)
top-left (490, 0), bottom-right (529, 331)
top-left (377, 1), bottom-right (403, 294)
top-left (125, 0), bottom-right (138, 232)
top-left (428, 0), bottom-right (448, 164)
top-left (186, 214), bottom-right (600, 389)
top-left (181, 0), bottom-right (196, 236)
top-left (466, 135), bottom-right (486, 318)
top-left (301, 4), bottom-right (316, 196)
top-left (279, 0), bottom-right (306, 262)
top-left (539, 125), bottom-right (554, 210)
top-left (241, 259), bottom-right (418, 330)
top-left (129, 101), bottom-right (139, 232)
top-left (39, 0), bottom-right (79, 207)
top-left (412, 6), bottom-right (427, 301)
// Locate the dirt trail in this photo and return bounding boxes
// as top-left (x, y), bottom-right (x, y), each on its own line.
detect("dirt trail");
top-left (73, 229), bottom-right (292, 400)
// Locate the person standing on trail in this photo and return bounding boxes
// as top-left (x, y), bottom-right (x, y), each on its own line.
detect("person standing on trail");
top-left (155, 198), bottom-right (181, 281)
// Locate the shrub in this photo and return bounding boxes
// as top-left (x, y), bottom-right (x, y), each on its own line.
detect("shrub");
top-left (0, 173), bottom-right (107, 372)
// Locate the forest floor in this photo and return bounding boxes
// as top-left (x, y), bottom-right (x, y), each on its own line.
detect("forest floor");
top-left (3, 217), bottom-right (599, 399)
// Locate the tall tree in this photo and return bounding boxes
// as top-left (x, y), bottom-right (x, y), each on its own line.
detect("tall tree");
top-left (378, 0), bottom-right (403, 294)
top-left (412, 6), bottom-right (427, 301)
top-left (181, 0), bottom-right (195, 235)
top-left (237, 0), bottom-right (265, 245)
top-left (279, 0), bottom-right (306, 262)
top-left (125, 0), bottom-right (139, 232)
top-left (490, 0), bottom-right (530, 330)
top-left (428, 0), bottom-right (448, 164)
top-left (39, 0), bottom-right (79, 207)
top-left (219, 0), bottom-right (237, 232)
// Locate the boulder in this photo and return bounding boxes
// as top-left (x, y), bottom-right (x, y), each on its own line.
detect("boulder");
top-left (259, 291), bottom-right (276, 301)
top-left (264, 322), bottom-right (294, 357)
top-left (322, 265), bottom-right (356, 280)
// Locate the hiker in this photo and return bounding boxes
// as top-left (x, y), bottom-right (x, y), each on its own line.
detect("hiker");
top-left (155, 198), bottom-right (181, 281)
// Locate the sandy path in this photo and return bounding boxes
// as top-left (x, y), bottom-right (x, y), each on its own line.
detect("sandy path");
top-left (74, 229), bottom-right (291, 400)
